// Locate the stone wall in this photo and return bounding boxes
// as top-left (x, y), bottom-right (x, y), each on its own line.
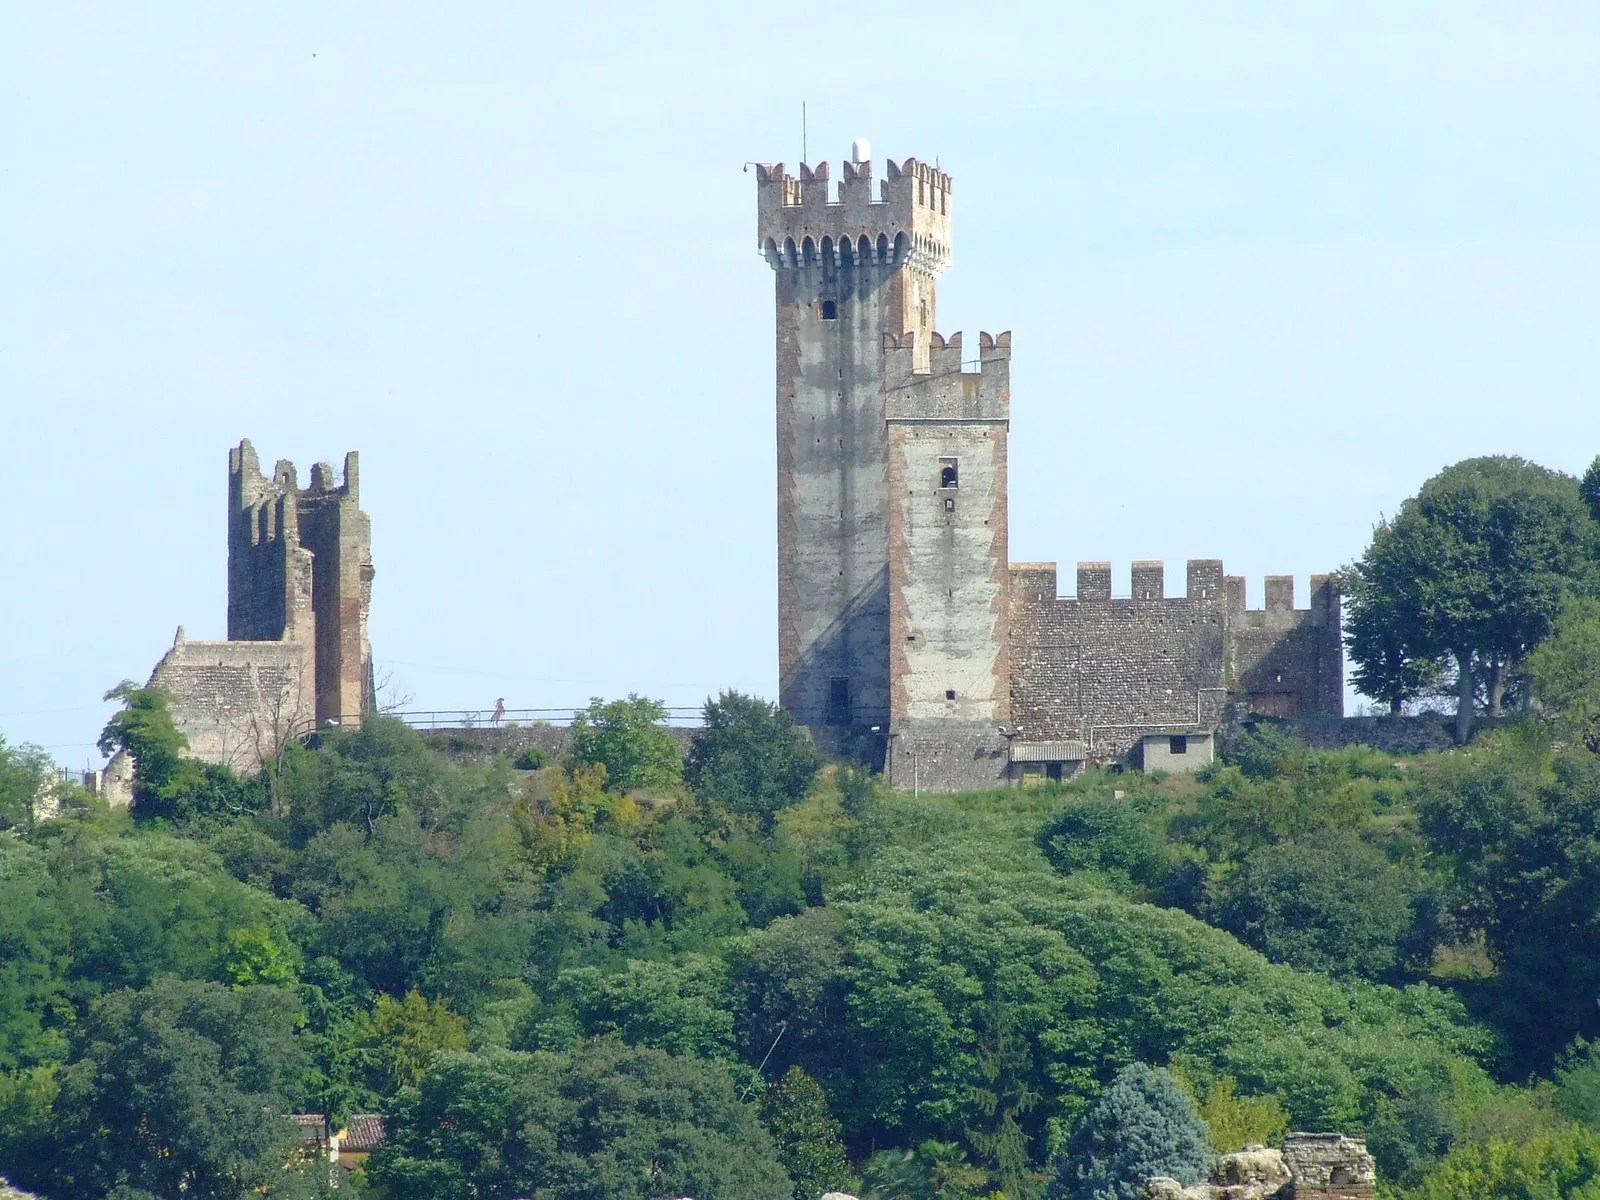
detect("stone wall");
top-left (103, 630), bottom-right (312, 806)
top-left (885, 718), bottom-right (1010, 791)
top-left (226, 439), bottom-right (373, 728)
top-left (1006, 562), bottom-right (1343, 769)
top-left (1225, 575), bottom-right (1342, 718)
top-left (1008, 560), bottom-right (1228, 763)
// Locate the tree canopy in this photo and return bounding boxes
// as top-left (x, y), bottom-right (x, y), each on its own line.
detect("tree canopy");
top-left (1343, 456), bottom-right (1596, 738)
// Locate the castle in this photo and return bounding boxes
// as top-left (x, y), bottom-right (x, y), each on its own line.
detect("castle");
top-left (755, 146), bottom-right (1342, 789)
top-left (103, 441), bottom-right (374, 802)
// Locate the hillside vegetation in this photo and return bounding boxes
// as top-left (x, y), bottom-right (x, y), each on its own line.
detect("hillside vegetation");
top-left (4, 693), bottom-right (1600, 1200)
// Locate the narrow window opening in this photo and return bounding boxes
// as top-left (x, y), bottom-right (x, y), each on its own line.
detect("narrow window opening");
top-left (821, 299), bottom-right (838, 320)
top-left (944, 497), bottom-right (955, 512)
top-left (1170, 735), bottom-right (1188, 755)
top-left (939, 457), bottom-right (959, 488)
top-left (826, 677), bottom-right (851, 726)
top-left (945, 689), bottom-right (957, 701)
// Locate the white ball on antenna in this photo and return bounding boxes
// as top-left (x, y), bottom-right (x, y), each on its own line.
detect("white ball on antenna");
top-left (851, 137), bottom-right (871, 164)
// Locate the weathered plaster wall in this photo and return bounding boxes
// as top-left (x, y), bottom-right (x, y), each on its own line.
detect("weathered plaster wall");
top-left (1139, 731), bottom-right (1214, 772)
top-left (886, 331), bottom-right (1011, 724)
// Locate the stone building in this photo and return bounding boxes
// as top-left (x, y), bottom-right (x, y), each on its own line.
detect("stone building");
top-left (756, 145), bottom-right (1342, 790)
top-left (104, 440), bottom-right (374, 803)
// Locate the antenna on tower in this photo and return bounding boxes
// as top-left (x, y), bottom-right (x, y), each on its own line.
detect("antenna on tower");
top-left (802, 101), bottom-right (807, 164)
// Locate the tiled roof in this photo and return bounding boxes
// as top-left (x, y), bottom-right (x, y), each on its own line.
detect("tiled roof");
top-left (339, 1113), bottom-right (387, 1154)
top-left (1009, 740), bottom-right (1086, 763)
top-left (288, 1113), bottom-right (327, 1144)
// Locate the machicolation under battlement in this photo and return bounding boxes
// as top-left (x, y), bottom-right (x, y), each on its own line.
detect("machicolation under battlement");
top-left (757, 144), bottom-right (1343, 791)
top-left (757, 157), bottom-right (952, 277)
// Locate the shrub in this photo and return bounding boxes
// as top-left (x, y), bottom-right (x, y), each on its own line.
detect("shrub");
top-left (1050, 1063), bottom-right (1212, 1200)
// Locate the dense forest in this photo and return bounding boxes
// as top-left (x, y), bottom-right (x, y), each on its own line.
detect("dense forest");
top-left (5, 454), bottom-right (1600, 1200)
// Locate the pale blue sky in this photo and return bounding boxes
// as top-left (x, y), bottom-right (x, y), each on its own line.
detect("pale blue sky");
top-left (4, 3), bottom-right (1599, 763)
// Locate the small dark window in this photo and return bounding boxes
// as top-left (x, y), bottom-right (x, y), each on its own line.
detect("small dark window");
top-left (826, 677), bottom-right (850, 726)
top-left (945, 689), bottom-right (957, 700)
top-left (1170, 735), bottom-right (1188, 755)
top-left (821, 299), bottom-right (838, 320)
top-left (939, 457), bottom-right (958, 488)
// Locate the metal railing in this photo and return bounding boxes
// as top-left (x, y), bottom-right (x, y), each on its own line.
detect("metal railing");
top-left (388, 707), bottom-right (706, 731)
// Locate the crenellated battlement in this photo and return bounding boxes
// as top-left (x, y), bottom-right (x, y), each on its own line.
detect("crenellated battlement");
top-left (1007, 559), bottom-right (1230, 604)
top-left (882, 331), bottom-right (1010, 421)
top-left (758, 153), bottom-right (952, 276)
top-left (1226, 573), bottom-right (1340, 621)
top-left (229, 439), bottom-right (360, 549)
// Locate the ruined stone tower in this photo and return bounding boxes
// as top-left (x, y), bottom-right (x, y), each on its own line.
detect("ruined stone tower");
top-left (757, 150), bottom-right (1010, 740)
top-left (228, 439), bottom-right (375, 727)
top-left (101, 441), bottom-right (377, 804)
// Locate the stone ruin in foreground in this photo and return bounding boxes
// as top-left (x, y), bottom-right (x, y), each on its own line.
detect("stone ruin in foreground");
top-left (795, 1132), bottom-right (1377, 1200)
top-left (1144, 1132), bottom-right (1377, 1200)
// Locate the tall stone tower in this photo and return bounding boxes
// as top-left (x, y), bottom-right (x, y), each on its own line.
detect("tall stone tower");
top-left (228, 440), bottom-right (375, 727)
top-left (757, 148), bottom-right (1010, 745)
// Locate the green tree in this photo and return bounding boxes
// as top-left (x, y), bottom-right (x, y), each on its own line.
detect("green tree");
top-left (570, 695), bottom-right (683, 793)
top-left (761, 1065), bottom-right (853, 1200)
top-left (1208, 829), bottom-right (1421, 980)
top-left (0, 735), bottom-right (53, 831)
top-left (98, 683), bottom-right (258, 823)
top-left (538, 956), bottom-right (736, 1059)
top-left (687, 691), bottom-right (822, 828)
top-left (1036, 797), bottom-right (1171, 895)
top-left (13, 977), bottom-right (320, 1200)
top-left (1410, 1127), bottom-right (1600, 1200)
top-left (1188, 1078), bottom-right (1287, 1155)
top-left (276, 714), bottom-right (459, 841)
top-left (369, 1040), bottom-right (791, 1200)
top-left (1581, 455), bottom-right (1600, 525)
top-left (1342, 557), bottom-right (1444, 715)
top-left (1343, 457), bottom-right (1595, 741)
top-left (862, 1141), bottom-right (989, 1200)
top-left (1050, 1064), bottom-right (1213, 1200)
top-left (1414, 744), bottom-right (1600, 1067)
top-left (1557, 1039), bottom-right (1600, 1127)
top-left (1528, 596), bottom-right (1600, 750)
top-left (351, 989), bottom-right (469, 1096)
